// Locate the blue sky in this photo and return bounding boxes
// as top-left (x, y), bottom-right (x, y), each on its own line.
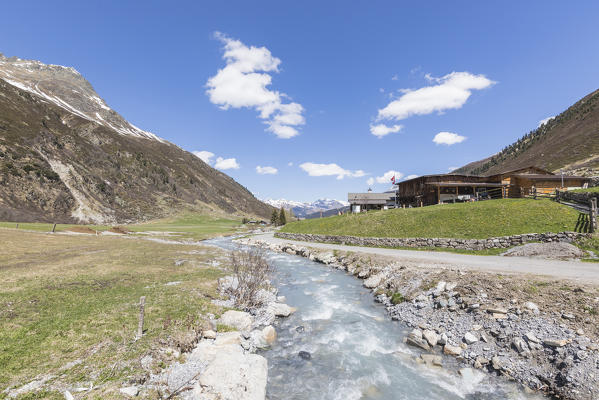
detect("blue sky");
top-left (2, 1), bottom-right (599, 202)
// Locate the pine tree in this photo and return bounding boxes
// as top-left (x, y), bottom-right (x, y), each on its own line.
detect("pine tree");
top-left (278, 207), bottom-right (287, 226)
top-left (270, 209), bottom-right (279, 225)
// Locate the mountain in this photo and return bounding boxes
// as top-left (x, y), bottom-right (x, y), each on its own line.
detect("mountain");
top-left (455, 88), bottom-right (599, 176)
top-left (263, 198), bottom-right (349, 218)
top-left (304, 206), bottom-right (350, 219)
top-left (0, 54), bottom-right (272, 223)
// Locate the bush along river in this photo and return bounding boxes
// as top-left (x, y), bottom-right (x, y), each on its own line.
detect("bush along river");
top-left (206, 236), bottom-right (547, 400)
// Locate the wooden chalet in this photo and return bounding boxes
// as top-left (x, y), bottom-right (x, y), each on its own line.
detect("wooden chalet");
top-left (389, 166), bottom-right (591, 208)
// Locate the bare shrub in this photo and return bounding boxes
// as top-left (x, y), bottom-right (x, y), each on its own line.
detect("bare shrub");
top-left (229, 248), bottom-right (274, 309)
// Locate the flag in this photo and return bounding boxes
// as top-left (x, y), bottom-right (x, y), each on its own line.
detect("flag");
top-left (391, 175), bottom-right (396, 184)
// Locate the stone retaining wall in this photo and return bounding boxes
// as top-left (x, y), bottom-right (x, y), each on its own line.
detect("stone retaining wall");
top-left (560, 190), bottom-right (599, 205)
top-left (275, 231), bottom-right (589, 250)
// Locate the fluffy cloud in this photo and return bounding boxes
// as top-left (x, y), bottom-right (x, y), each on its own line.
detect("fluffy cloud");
top-left (300, 162), bottom-right (366, 180)
top-left (448, 166), bottom-right (459, 172)
top-left (214, 157), bottom-right (240, 170)
top-left (193, 150), bottom-right (215, 164)
top-left (433, 131), bottom-right (466, 145)
top-left (370, 123), bottom-right (403, 138)
top-left (404, 174), bottom-right (419, 180)
top-left (256, 165), bottom-right (278, 175)
top-left (375, 170), bottom-right (403, 184)
top-left (206, 32), bottom-right (305, 139)
top-left (366, 177), bottom-right (375, 186)
top-left (376, 72), bottom-right (495, 122)
top-left (538, 116), bottom-right (555, 127)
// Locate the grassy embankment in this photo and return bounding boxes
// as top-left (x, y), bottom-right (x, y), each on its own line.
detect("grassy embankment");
top-left (0, 212), bottom-right (243, 241)
top-left (281, 199), bottom-right (588, 255)
top-left (0, 214), bottom-right (243, 399)
top-left (572, 186), bottom-right (599, 193)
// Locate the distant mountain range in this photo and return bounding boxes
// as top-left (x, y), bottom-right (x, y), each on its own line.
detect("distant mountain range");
top-left (0, 53), bottom-right (272, 223)
top-left (455, 88), bottom-right (599, 176)
top-left (263, 198), bottom-right (349, 218)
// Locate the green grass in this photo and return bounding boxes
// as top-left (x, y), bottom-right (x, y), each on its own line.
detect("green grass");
top-left (0, 212), bottom-right (243, 241)
top-left (282, 199), bottom-right (579, 239)
top-left (572, 187), bottom-right (599, 193)
top-left (126, 212), bottom-right (243, 240)
top-left (0, 229), bottom-right (229, 398)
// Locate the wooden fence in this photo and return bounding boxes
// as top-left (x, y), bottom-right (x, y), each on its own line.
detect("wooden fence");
top-left (523, 188), bottom-right (598, 233)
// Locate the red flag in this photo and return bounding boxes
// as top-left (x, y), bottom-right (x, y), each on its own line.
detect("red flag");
top-left (391, 175), bottom-right (395, 184)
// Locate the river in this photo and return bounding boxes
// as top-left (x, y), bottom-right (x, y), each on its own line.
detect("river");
top-left (206, 236), bottom-right (546, 400)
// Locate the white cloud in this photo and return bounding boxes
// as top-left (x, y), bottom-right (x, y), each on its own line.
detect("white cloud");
top-left (375, 170), bottom-right (403, 184)
top-left (193, 150), bottom-right (215, 164)
top-left (206, 32), bottom-right (305, 139)
top-left (287, 162), bottom-right (293, 166)
top-left (370, 123), bottom-right (403, 138)
top-left (433, 131), bottom-right (466, 145)
top-left (256, 165), bottom-right (278, 175)
top-left (376, 72), bottom-right (495, 122)
top-left (299, 162), bottom-right (366, 180)
top-left (538, 116), bottom-right (555, 127)
top-left (366, 177), bottom-right (375, 186)
top-left (391, 74), bottom-right (399, 81)
top-left (404, 174), bottom-right (419, 180)
top-left (214, 157), bottom-right (240, 170)
top-left (448, 166), bottom-right (458, 172)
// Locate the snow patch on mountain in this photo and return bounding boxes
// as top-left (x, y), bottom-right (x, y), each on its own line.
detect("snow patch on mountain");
top-left (263, 198), bottom-right (349, 218)
top-left (0, 54), bottom-right (164, 142)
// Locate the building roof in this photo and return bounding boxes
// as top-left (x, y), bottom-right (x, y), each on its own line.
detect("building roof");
top-left (511, 174), bottom-right (589, 181)
top-left (488, 166), bottom-right (554, 177)
top-left (425, 182), bottom-right (505, 187)
top-left (348, 192), bottom-right (394, 204)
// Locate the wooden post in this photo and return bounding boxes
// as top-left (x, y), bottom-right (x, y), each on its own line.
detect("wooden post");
top-left (136, 296), bottom-right (146, 340)
top-left (15, 223), bottom-right (18, 229)
top-left (52, 223), bottom-right (57, 233)
top-left (437, 185), bottom-right (441, 204)
top-left (591, 199), bottom-right (597, 233)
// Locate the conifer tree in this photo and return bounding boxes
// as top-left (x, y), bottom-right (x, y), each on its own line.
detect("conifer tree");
top-left (270, 209), bottom-right (279, 225)
top-left (278, 207), bottom-right (287, 226)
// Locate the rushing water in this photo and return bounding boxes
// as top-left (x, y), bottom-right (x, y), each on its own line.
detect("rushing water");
top-left (207, 236), bottom-right (546, 400)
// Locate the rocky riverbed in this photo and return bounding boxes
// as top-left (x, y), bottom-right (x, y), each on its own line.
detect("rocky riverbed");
top-left (239, 236), bottom-right (599, 400)
top-left (138, 271), bottom-right (296, 399)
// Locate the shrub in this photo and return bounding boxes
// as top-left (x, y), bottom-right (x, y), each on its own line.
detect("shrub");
top-left (229, 248), bottom-right (273, 309)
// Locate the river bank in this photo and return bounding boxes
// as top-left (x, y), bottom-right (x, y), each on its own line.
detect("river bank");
top-left (238, 235), bottom-right (599, 400)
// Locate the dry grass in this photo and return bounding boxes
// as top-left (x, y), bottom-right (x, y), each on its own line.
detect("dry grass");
top-left (0, 228), bottom-right (229, 399)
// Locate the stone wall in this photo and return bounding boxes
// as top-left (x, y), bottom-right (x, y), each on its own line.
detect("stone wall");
top-left (275, 231), bottom-right (588, 250)
top-left (560, 190), bottom-right (599, 205)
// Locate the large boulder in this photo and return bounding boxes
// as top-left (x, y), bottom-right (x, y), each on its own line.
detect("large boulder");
top-left (198, 351), bottom-right (268, 400)
top-left (364, 273), bottom-right (386, 289)
top-left (219, 310), bottom-right (254, 331)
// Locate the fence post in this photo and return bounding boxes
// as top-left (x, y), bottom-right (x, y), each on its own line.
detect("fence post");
top-left (591, 199), bottom-right (598, 233)
top-left (136, 296), bottom-right (146, 340)
top-left (52, 223), bottom-right (57, 233)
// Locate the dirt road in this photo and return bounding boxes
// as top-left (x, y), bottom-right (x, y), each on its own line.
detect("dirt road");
top-left (253, 232), bottom-right (599, 284)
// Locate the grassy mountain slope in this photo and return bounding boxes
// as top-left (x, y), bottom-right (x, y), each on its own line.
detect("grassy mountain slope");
top-left (455, 88), bottom-right (599, 176)
top-left (0, 79), bottom-right (272, 223)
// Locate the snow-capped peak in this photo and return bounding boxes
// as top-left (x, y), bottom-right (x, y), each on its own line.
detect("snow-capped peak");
top-left (262, 198), bottom-right (349, 218)
top-left (0, 53), bottom-right (164, 143)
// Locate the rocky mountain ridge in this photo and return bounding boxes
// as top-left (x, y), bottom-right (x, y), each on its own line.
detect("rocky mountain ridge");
top-left (455, 88), bottom-right (599, 176)
top-left (0, 54), bottom-right (272, 223)
top-left (263, 198), bottom-right (349, 218)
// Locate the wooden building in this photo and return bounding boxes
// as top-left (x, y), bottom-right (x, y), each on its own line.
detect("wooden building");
top-left (393, 166), bottom-right (590, 208)
top-left (348, 191), bottom-right (396, 213)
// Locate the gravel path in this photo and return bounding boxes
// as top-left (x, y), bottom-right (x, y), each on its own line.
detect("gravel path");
top-left (254, 233), bottom-right (599, 284)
